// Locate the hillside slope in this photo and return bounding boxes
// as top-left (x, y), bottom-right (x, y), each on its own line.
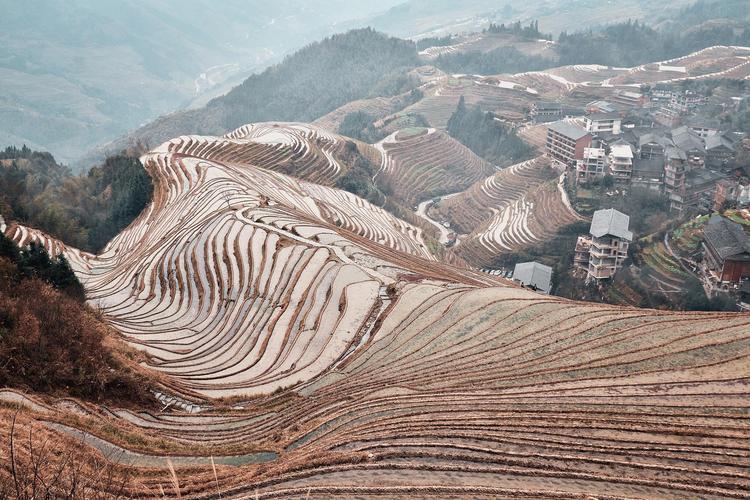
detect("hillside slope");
top-left (0, 0), bottom-right (405, 165)
top-left (82, 28), bottom-right (420, 167)
top-left (2, 124), bottom-right (750, 497)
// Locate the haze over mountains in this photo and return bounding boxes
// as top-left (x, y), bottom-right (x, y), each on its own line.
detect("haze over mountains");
top-left (1, 0), bottom-right (734, 167)
top-left (0, 0), bottom-right (402, 165)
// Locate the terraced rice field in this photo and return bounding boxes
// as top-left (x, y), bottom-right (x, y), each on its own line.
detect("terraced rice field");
top-left (375, 127), bottom-right (495, 206)
top-left (2, 283), bottom-right (750, 498)
top-left (166, 122), bottom-right (378, 187)
top-left (431, 157), bottom-right (584, 266)
top-left (402, 75), bottom-right (537, 128)
top-left (419, 33), bottom-right (555, 61)
top-left (641, 242), bottom-right (691, 295)
top-left (3, 122), bottom-right (750, 497)
top-left (312, 92), bottom-right (414, 133)
top-left (609, 46), bottom-right (750, 85)
top-left (8, 126), bottom-right (467, 399)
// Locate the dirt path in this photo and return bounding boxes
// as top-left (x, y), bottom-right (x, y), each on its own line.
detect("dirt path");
top-left (415, 192), bottom-right (462, 245)
top-left (43, 421), bottom-right (278, 468)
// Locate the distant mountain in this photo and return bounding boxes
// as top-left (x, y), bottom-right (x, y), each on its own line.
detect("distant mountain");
top-left (81, 28), bottom-right (420, 167)
top-left (354, 0), bottom-right (697, 38)
top-left (0, 0), bottom-right (401, 165)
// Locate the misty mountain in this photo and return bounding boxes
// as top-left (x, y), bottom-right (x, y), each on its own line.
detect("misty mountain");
top-left (80, 28), bottom-right (420, 167)
top-left (354, 0), bottom-right (698, 38)
top-left (0, 0), bottom-right (401, 164)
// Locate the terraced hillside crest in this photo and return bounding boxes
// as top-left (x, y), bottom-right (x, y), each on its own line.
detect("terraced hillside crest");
top-left (375, 127), bottom-right (495, 206)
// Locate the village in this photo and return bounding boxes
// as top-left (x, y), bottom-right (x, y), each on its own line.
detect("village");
top-left (506, 81), bottom-right (750, 309)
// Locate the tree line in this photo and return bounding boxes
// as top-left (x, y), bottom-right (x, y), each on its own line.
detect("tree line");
top-left (435, 13), bottom-right (750, 75)
top-left (446, 97), bottom-right (534, 167)
top-left (0, 147), bottom-right (153, 253)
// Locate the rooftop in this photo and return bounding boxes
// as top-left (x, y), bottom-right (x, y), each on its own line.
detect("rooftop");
top-left (513, 262), bottom-right (553, 294)
top-left (590, 208), bottom-right (633, 241)
top-left (671, 128), bottom-right (705, 152)
top-left (706, 135), bottom-right (735, 151)
top-left (587, 111), bottom-right (621, 121)
top-left (587, 100), bottom-right (616, 112)
top-left (583, 147), bottom-right (606, 159)
top-left (666, 146), bottom-right (687, 161)
top-left (610, 144), bottom-right (634, 159)
top-left (686, 169), bottom-right (725, 188)
top-left (616, 90), bottom-right (643, 100)
top-left (638, 132), bottom-right (673, 149)
top-left (548, 121), bottom-right (590, 141)
top-left (703, 215), bottom-right (750, 260)
top-left (686, 115), bottom-right (721, 130)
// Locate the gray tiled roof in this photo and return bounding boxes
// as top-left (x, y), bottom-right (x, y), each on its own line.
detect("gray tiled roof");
top-left (638, 132), bottom-right (673, 148)
top-left (513, 262), bottom-right (553, 294)
top-left (706, 135), bottom-right (734, 151)
top-left (587, 111), bottom-right (621, 121)
top-left (671, 128), bottom-right (705, 151)
top-left (590, 208), bottom-right (633, 241)
top-left (548, 121), bottom-right (589, 140)
top-left (666, 146), bottom-right (687, 160)
top-left (704, 215), bottom-right (750, 260)
top-left (686, 115), bottom-right (721, 130)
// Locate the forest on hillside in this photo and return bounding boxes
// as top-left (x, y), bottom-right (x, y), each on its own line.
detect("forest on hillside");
top-left (0, 146), bottom-right (152, 252)
top-left (213, 28), bottom-right (421, 132)
top-left (88, 28), bottom-right (423, 164)
top-left (435, 12), bottom-right (750, 74)
top-left (446, 97), bottom-right (533, 167)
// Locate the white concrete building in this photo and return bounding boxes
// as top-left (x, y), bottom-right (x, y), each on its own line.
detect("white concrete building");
top-left (576, 146), bottom-right (607, 184)
top-left (584, 112), bottom-right (622, 135)
top-left (608, 144), bottom-right (634, 184)
top-left (578, 209), bottom-right (633, 280)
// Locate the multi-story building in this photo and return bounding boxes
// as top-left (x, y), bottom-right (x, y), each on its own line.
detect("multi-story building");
top-left (714, 179), bottom-right (750, 211)
top-left (668, 169), bottom-right (725, 215)
top-left (671, 91), bottom-right (708, 114)
top-left (546, 121), bottom-right (592, 167)
top-left (649, 85), bottom-right (674, 103)
top-left (655, 91), bottom-right (708, 128)
top-left (705, 135), bottom-right (736, 169)
top-left (638, 132), bottom-right (671, 160)
top-left (584, 112), bottom-right (622, 135)
top-left (576, 209), bottom-right (633, 280)
top-left (671, 126), bottom-right (705, 168)
top-left (611, 90), bottom-right (647, 108)
top-left (575, 146), bottom-right (607, 185)
top-left (665, 147), bottom-right (687, 193)
top-left (531, 103), bottom-right (584, 123)
top-left (702, 215), bottom-right (750, 284)
top-left (686, 116), bottom-right (720, 138)
top-left (607, 144), bottom-right (634, 185)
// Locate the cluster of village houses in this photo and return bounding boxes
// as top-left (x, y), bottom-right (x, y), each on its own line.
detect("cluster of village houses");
top-left (512, 86), bottom-right (750, 305)
top-left (541, 87), bottom-right (749, 214)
